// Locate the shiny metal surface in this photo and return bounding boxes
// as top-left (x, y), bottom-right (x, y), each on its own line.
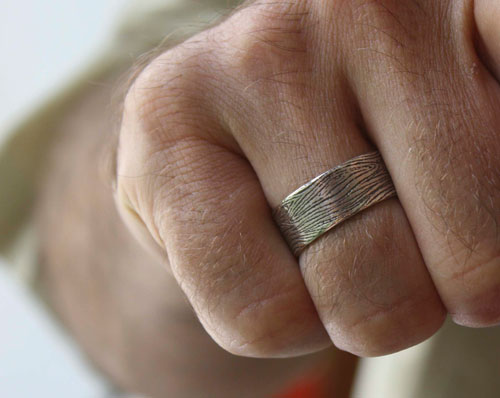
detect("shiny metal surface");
top-left (273, 151), bottom-right (397, 256)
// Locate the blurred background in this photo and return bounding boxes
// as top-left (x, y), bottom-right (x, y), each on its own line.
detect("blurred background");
top-left (0, 0), bottom-right (129, 140)
top-left (0, 1), bottom-right (130, 396)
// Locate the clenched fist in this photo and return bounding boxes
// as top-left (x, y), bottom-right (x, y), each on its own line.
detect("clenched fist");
top-left (115, 0), bottom-right (500, 357)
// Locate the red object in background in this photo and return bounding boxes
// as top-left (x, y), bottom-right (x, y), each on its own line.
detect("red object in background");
top-left (273, 351), bottom-right (358, 398)
top-left (274, 372), bottom-right (326, 398)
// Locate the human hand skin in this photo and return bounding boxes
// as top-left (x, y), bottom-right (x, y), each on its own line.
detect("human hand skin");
top-left (36, 73), bottom-right (353, 397)
top-left (116, 0), bottom-right (500, 357)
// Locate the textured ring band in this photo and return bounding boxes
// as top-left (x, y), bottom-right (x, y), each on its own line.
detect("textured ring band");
top-left (273, 151), bottom-right (397, 257)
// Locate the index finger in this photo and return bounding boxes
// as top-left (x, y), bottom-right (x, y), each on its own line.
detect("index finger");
top-left (115, 43), bottom-right (330, 357)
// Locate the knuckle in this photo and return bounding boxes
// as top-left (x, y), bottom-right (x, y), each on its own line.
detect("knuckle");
top-left (222, 0), bottom-right (310, 86)
top-left (190, 247), bottom-right (327, 357)
top-left (328, 293), bottom-right (445, 357)
top-left (215, 309), bottom-right (295, 358)
top-left (305, 203), bottom-right (422, 317)
top-left (448, 253), bottom-right (500, 327)
top-left (341, 0), bottom-right (455, 82)
top-left (345, 0), bottom-right (419, 47)
top-left (122, 39), bottom-right (213, 146)
top-left (409, 108), bottom-right (500, 270)
top-left (446, 243), bottom-right (500, 284)
top-left (302, 204), bottom-right (446, 356)
top-left (205, 283), bottom-right (326, 358)
top-left (117, 41), bottom-right (218, 253)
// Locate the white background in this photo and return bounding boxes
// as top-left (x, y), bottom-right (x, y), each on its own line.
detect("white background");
top-left (0, 0), bottom-right (130, 141)
top-left (0, 1), bottom-right (131, 397)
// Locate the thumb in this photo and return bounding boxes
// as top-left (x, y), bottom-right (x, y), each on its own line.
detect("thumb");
top-left (475, 0), bottom-right (500, 80)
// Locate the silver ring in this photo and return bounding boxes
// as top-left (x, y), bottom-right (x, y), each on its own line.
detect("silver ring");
top-left (273, 151), bottom-right (397, 256)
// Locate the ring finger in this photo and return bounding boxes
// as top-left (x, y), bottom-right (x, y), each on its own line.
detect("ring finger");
top-left (217, 4), bottom-right (445, 355)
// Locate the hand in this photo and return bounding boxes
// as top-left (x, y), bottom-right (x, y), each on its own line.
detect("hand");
top-left (115, 0), bottom-right (500, 357)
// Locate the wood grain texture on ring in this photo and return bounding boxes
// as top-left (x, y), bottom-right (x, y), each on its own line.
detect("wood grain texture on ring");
top-left (273, 151), bottom-right (397, 257)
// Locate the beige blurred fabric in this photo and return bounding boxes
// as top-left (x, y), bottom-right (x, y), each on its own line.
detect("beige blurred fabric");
top-left (0, 0), bottom-right (238, 282)
top-left (1, 1), bottom-right (500, 397)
